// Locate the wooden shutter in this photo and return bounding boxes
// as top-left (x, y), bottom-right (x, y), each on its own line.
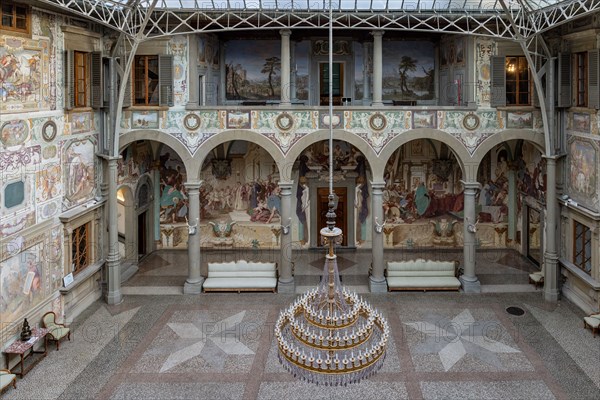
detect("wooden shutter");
top-left (490, 56), bottom-right (506, 107)
top-left (588, 49), bottom-right (599, 109)
top-left (64, 50), bottom-right (74, 110)
top-left (557, 53), bottom-right (572, 108)
top-left (90, 52), bottom-right (102, 109)
top-left (159, 54), bottom-right (174, 106)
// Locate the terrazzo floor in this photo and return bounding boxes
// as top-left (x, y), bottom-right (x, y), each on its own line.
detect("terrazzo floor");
top-left (4, 249), bottom-right (599, 400)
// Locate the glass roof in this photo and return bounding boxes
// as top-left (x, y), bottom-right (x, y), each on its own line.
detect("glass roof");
top-left (117, 0), bottom-right (563, 11)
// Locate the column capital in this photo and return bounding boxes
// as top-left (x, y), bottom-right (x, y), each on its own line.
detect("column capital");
top-left (370, 30), bottom-right (384, 37)
top-left (184, 181), bottom-right (203, 191)
top-left (97, 153), bottom-right (121, 162)
top-left (460, 181), bottom-right (481, 191)
top-left (370, 181), bottom-right (386, 190)
top-left (280, 29), bottom-right (291, 37)
top-left (542, 155), bottom-right (559, 163)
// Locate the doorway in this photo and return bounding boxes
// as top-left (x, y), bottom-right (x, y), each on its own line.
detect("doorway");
top-left (138, 211), bottom-right (148, 259)
top-left (319, 62), bottom-right (344, 105)
top-left (317, 187), bottom-right (347, 246)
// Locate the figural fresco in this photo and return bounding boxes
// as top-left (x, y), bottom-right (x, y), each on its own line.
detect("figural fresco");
top-left (382, 41), bottom-right (435, 102)
top-left (63, 138), bottom-right (97, 208)
top-left (568, 137), bottom-right (599, 209)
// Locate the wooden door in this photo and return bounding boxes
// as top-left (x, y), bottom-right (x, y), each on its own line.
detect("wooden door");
top-left (317, 187), bottom-right (347, 246)
top-left (319, 62), bottom-right (344, 106)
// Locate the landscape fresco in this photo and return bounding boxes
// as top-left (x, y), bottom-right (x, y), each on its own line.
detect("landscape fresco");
top-left (225, 40), bottom-right (281, 100)
top-left (382, 41), bottom-right (435, 102)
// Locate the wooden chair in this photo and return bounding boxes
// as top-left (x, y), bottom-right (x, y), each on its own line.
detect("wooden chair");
top-left (42, 312), bottom-right (71, 350)
top-left (0, 369), bottom-right (16, 393)
top-left (583, 313), bottom-right (600, 337)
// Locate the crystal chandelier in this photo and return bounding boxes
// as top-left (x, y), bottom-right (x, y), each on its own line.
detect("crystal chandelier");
top-left (274, 5), bottom-right (389, 385)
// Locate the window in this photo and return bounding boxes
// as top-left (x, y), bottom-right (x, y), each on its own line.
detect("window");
top-left (573, 221), bottom-right (591, 274)
top-left (1, 2), bottom-right (29, 33)
top-left (72, 222), bottom-right (90, 274)
top-left (575, 52), bottom-right (587, 107)
top-left (74, 51), bottom-right (88, 108)
top-left (505, 56), bottom-right (530, 105)
top-left (134, 55), bottom-right (159, 105)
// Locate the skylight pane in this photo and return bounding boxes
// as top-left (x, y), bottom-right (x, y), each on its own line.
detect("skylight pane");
top-left (339, 0), bottom-right (356, 10)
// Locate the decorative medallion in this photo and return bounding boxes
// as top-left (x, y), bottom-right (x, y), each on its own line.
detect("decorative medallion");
top-left (183, 113), bottom-right (201, 131)
top-left (462, 113), bottom-right (480, 131)
top-left (369, 113), bottom-right (387, 131)
top-left (1, 120), bottom-right (29, 147)
top-left (275, 112), bottom-right (294, 132)
top-left (42, 121), bottom-right (57, 142)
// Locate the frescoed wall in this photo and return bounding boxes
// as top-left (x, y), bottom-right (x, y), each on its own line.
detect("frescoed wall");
top-left (568, 137), bottom-right (599, 210)
top-left (63, 138), bottom-right (97, 208)
top-left (225, 40), bottom-right (281, 100)
top-left (382, 41), bottom-right (435, 102)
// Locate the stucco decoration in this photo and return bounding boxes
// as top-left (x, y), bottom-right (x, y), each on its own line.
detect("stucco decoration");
top-left (0, 36), bottom-right (50, 112)
top-left (162, 111), bottom-right (220, 155)
top-left (567, 136), bottom-right (599, 210)
top-left (63, 138), bottom-right (97, 208)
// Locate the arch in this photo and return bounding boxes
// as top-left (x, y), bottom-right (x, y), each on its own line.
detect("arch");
top-left (119, 130), bottom-right (193, 172)
top-left (471, 129), bottom-right (545, 167)
top-left (135, 174), bottom-right (153, 209)
top-left (192, 130), bottom-right (286, 181)
top-left (284, 130), bottom-right (378, 182)
top-left (378, 129), bottom-right (471, 181)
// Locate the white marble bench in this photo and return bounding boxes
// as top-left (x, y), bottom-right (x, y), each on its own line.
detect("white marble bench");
top-left (202, 260), bottom-right (278, 293)
top-left (386, 259), bottom-right (461, 291)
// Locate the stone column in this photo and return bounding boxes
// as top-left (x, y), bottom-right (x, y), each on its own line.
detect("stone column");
top-left (186, 34), bottom-right (199, 109)
top-left (362, 41), bottom-right (372, 106)
top-left (153, 161), bottom-right (161, 247)
top-left (369, 181), bottom-right (387, 292)
top-left (543, 156), bottom-right (560, 302)
top-left (291, 41), bottom-right (298, 103)
top-left (278, 181), bottom-right (295, 293)
top-left (184, 182), bottom-right (204, 294)
top-left (460, 182), bottom-right (481, 293)
top-left (280, 29), bottom-right (291, 106)
top-left (371, 31), bottom-right (384, 107)
top-left (106, 156), bottom-right (122, 304)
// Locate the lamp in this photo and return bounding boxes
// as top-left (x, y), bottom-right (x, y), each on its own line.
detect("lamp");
top-left (466, 217), bottom-right (478, 233)
top-left (281, 217), bottom-right (292, 235)
top-left (185, 216), bottom-right (198, 235)
top-left (274, 1), bottom-right (389, 385)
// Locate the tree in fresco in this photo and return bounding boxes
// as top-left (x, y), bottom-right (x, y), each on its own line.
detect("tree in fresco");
top-left (261, 56), bottom-right (281, 97)
top-left (398, 56), bottom-right (417, 95)
top-left (226, 63), bottom-right (244, 99)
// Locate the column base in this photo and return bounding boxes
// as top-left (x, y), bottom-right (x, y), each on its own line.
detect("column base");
top-left (459, 276), bottom-right (481, 293)
top-left (105, 290), bottom-right (123, 305)
top-left (277, 278), bottom-right (295, 294)
top-left (371, 101), bottom-right (383, 107)
top-left (543, 287), bottom-right (560, 303)
top-left (184, 278), bottom-right (205, 294)
top-left (369, 276), bottom-right (388, 293)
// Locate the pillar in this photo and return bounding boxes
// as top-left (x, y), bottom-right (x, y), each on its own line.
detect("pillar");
top-left (460, 182), bottom-right (481, 293)
top-left (278, 181), bottom-right (295, 293)
top-left (153, 161), bottom-right (161, 247)
top-left (186, 34), bottom-right (199, 109)
top-left (543, 157), bottom-right (560, 302)
top-left (184, 182), bottom-right (203, 294)
top-left (280, 30), bottom-right (291, 106)
top-left (371, 31), bottom-right (384, 107)
top-left (105, 156), bottom-right (123, 304)
top-left (508, 167), bottom-right (517, 241)
top-left (369, 181), bottom-right (387, 292)
top-left (219, 42), bottom-right (226, 105)
top-left (291, 41), bottom-right (298, 103)
top-left (362, 41), bottom-right (372, 106)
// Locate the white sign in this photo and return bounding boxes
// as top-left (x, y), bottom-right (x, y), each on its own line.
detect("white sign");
top-left (63, 273), bottom-right (74, 287)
